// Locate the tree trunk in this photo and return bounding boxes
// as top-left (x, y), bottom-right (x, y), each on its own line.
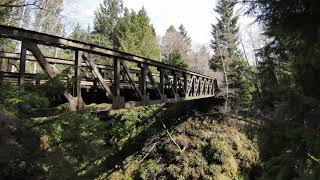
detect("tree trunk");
top-left (215, 35), bottom-right (229, 111)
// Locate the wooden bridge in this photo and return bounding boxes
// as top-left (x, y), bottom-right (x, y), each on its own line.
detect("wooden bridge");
top-left (0, 25), bottom-right (219, 111)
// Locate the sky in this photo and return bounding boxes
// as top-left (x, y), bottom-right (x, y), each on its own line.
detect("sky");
top-left (62, 0), bottom-right (262, 63)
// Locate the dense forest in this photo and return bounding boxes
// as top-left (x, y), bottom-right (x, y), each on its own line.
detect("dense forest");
top-left (0, 0), bottom-right (319, 179)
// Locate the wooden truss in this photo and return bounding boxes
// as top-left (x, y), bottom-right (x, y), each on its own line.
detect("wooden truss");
top-left (0, 25), bottom-right (218, 110)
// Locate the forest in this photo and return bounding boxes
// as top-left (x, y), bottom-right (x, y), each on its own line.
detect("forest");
top-left (0, 0), bottom-right (319, 179)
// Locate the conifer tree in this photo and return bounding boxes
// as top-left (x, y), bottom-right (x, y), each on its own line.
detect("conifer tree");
top-left (93, 0), bottom-right (123, 49)
top-left (210, 0), bottom-right (254, 110)
top-left (161, 25), bottom-right (190, 68)
top-left (119, 8), bottom-right (160, 60)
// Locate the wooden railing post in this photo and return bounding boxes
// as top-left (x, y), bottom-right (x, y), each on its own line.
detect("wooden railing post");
top-left (18, 42), bottom-right (26, 86)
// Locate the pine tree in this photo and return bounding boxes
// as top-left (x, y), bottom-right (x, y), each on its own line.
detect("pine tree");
top-left (210, 0), bottom-right (255, 110)
top-left (93, 0), bottom-right (123, 49)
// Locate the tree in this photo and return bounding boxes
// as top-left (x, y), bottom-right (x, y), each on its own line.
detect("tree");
top-left (93, 0), bottom-right (123, 49)
top-left (33, 0), bottom-right (64, 35)
top-left (69, 23), bottom-right (91, 42)
top-left (245, 0), bottom-right (320, 179)
top-left (189, 46), bottom-right (211, 74)
top-left (119, 7), bottom-right (160, 60)
top-left (161, 25), bottom-right (190, 68)
top-left (210, 0), bottom-right (254, 110)
top-left (178, 24), bottom-right (191, 49)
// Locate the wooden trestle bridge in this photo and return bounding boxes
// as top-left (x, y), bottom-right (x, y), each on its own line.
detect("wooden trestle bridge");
top-left (0, 25), bottom-right (219, 111)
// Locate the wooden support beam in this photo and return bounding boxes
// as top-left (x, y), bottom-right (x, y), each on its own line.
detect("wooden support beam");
top-left (208, 79), bottom-right (213, 95)
top-left (82, 54), bottom-right (113, 100)
top-left (112, 57), bottom-right (125, 108)
top-left (139, 63), bottom-right (149, 104)
top-left (164, 72), bottom-right (176, 98)
top-left (120, 60), bottom-right (142, 98)
top-left (147, 68), bottom-right (161, 97)
top-left (140, 63), bottom-right (147, 96)
top-left (199, 77), bottom-right (204, 95)
top-left (113, 57), bottom-right (120, 96)
top-left (173, 71), bottom-right (178, 94)
top-left (205, 78), bottom-right (210, 95)
top-left (18, 42), bottom-right (27, 86)
top-left (214, 79), bottom-right (218, 95)
top-left (186, 75), bottom-right (194, 97)
top-left (159, 68), bottom-right (164, 95)
top-left (23, 41), bottom-right (75, 110)
top-left (183, 73), bottom-right (187, 95)
top-left (74, 50), bottom-right (84, 110)
top-left (193, 77), bottom-right (200, 96)
top-left (0, 71), bottom-right (3, 85)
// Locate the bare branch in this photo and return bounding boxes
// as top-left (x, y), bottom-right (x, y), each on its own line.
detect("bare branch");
top-left (138, 142), bottom-right (158, 165)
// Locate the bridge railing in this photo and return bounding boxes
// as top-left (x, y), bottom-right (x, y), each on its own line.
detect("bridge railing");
top-left (0, 25), bottom-right (218, 110)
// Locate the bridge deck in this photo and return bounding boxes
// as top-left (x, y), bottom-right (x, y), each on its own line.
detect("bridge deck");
top-left (0, 25), bottom-right (219, 111)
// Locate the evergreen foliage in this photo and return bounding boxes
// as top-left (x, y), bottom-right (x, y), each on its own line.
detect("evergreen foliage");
top-left (245, 0), bottom-right (320, 178)
top-left (93, 0), bottom-right (124, 48)
top-left (161, 25), bottom-right (190, 68)
top-left (118, 8), bottom-right (160, 60)
top-left (210, 0), bottom-right (255, 111)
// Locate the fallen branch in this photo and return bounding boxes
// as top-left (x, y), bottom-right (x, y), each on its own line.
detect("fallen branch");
top-left (162, 122), bottom-right (182, 152)
top-left (138, 142), bottom-right (158, 165)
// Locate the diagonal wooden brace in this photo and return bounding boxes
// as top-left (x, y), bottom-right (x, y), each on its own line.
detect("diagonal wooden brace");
top-left (82, 54), bottom-right (113, 100)
top-left (23, 41), bottom-right (80, 111)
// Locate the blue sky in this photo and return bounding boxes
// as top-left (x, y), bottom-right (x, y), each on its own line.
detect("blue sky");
top-left (62, 0), bottom-right (260, 60)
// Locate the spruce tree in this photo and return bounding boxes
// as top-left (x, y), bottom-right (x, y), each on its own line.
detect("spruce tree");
top-left (210, 0), bottom-right (254, 110)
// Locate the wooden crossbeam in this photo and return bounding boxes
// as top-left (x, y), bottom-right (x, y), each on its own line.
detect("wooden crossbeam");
top-left (82, 54), bottom-right (113, 100)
